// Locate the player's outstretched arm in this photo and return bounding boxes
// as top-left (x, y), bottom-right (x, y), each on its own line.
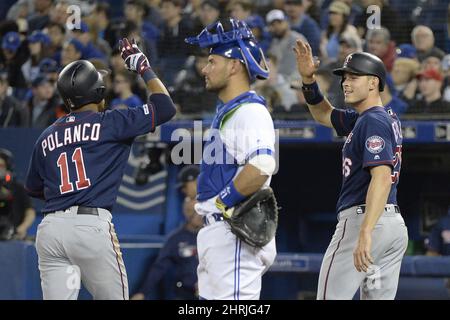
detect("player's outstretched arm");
top-left (293, 39), bottom-right (334, 128)
top-left (119, 38), bottom-right (176, 125)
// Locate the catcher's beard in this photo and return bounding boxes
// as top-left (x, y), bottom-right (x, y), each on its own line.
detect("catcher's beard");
top-left (204, 66), bottom-right (232, 93)
top-left (205, 77), bottom-right (229, 93)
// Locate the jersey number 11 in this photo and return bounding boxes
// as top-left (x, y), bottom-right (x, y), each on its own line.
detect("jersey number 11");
top-left (57, 147), bottom-right (91, 194)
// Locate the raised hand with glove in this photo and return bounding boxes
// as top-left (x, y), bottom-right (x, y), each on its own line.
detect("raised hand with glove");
top-left (118, 38), bottom-right (170, 97)
top-left (117, 37), bottom-right (175, 123)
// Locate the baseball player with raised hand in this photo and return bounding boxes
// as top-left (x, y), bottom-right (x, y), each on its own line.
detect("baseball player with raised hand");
top-left (185, 18), bottom-right (278, 300)
top-left (25, 38), bottom-right (176, 300)
top-left (294, 39), bottom-right (408, 300)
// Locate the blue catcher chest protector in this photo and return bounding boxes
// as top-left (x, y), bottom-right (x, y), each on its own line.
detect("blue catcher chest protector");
top-left (196, 91), bottom-right (266, 201)
top-left (185, 19), bottom-right (270, 81)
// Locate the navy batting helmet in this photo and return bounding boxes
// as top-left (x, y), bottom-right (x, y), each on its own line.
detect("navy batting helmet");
top-left (333, 52), bottom-right (387, 91)
top-left (185, 18), bottom-right (269, 81)
top-left (57, 60), bottom-right (107, 110)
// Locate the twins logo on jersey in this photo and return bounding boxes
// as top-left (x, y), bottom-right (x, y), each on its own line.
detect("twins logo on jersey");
top-left (365, 136), bottom-right (385, 154)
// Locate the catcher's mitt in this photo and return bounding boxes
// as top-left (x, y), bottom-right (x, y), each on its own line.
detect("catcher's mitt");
top-left (224, 187), bottom-right (279, 248)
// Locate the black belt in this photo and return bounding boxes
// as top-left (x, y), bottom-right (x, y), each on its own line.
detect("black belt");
top-left (45, 206), bottom-right (99, 216)
top-left (356, 205), bottom-right (400, 214)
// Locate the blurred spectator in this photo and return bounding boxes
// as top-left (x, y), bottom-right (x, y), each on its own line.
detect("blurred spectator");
top-left (244, 14), bottom-right (271, 53)
top-left (257, 85), bottom-right (281, 114)
top-left (110, 45), bottom-right (127, 75)
top-left (48, 0), bottom-right (70, 28)
top-left (6, 0), bottom-right (30, 38)
top-left (111, 71), bottom-right (143, 110)
top-left (320, 1), bottom-right (358, 63)
top-left (60, 38), bottom-right (83, 67)
top-left (121, 0), bottom-right (160, 71)
top-left (227, 0), bottom-right (264, 23)
top-left (38, 58), bottom-right (59, 85)
top-left (315, 67), bottom-right (334, 96)
top-left (87, 3), bottom-right (116, 55)
top-left (184, 0), bottom-right (202, 19)
top-left (320, 0), bottom-right (362, 29)
top-left (354, 0), bottom-right (413, 45)
top-left (228, 1), bottom-right (271, 53)
top-left (44, 21), bottom-right (66, 63)
top-left (391, 57), bottom-right (420, 97)
top-left (381, 75), bottom-right (408, 116)
top-left (27, 0), bottom-right (53, 33)
top-left (420, 51), bottom-right (445, 73)
top-left (21, 30), bottom-right (51, 85)
top-left (24, 74), bottom-right (60, 127)
top-left (302, 0), bottom-right (321, 24)
top-left (442, 54), bottom-right (450, 103)
top-left (321, 34), bottom-right (361, 107)
top-left (411, 25), bottom-right (446, 63)
top-left (0, 148), bottom-right (36, 240)
top-left (447, 3), bottom-right (450, 53)
top-left (405, 69), bottom-right (450, 115)
top-left (145, 0), bottom-right (164, 28)
top-left (0, 70), bottom-right (26, 127)
top-left (0, 20), bottom-right (20, 38)
top-left (69, 22), bottom-right (108, 61)
top-left (7, 0), bottom-right (33, 21)
top-left (253, 53), bottom-right (297, 113)
top-left (0, 31), bottom-right (29, 100)
top-left (158, 0), bottom-right (194, 86)
top-left (192, 0), bottom-right (220, 36)
top-left (266, 9), bottom-right (307, 81)
top-left (411, 0), bottom-right (448, 51)
top-left (286, 80), bottom-right (311, 116)
top-left (227, 0), bottom-right (254, 21)
top-left (172, 50), bottom-right (216, 116)
top-left (366, 27), bottom-right (396, 72)
top-left (177, 165), bottom-right (200, 201)
top-left (396, 43), bottom-right (417, 60)
top-left (124, 0), bottom-right (159, 46)
top-left (425, 208), bottom-right (450, 256)
top-left (131, 166), bottom-right (201, 300)
top-left (284, 0), bottom-right (321, 56)
top-left (120, 21), bottom-right (157, 66)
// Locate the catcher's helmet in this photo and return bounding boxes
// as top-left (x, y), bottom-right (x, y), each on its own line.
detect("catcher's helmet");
top-left (333, 52), bottom-right (386, 91)
top-left (185, 18), bottom-right (269, 81)
top-left (57, 60), bottom-right (107, 110)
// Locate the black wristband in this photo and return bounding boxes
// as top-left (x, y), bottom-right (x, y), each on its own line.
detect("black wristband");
top-left (142, 68), bottom-right (157, 82)
top-left (302, 81), bottom-right (324, 105)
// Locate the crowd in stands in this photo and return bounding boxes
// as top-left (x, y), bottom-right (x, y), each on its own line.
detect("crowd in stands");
top-left (1, 0), bottom-right (450, 127)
